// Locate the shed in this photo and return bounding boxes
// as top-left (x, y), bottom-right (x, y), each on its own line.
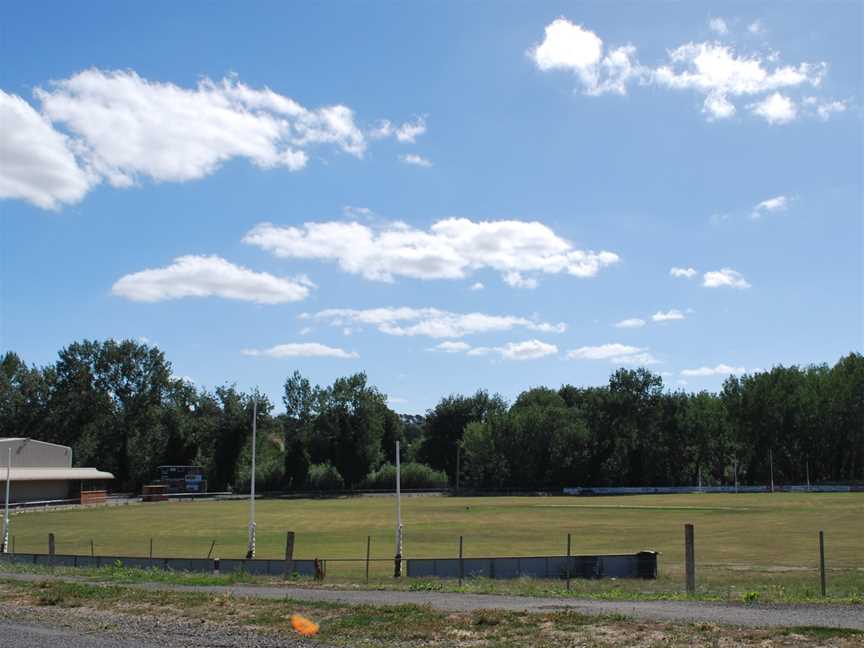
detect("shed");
top-left (0, 438), bottom-right (113, 504)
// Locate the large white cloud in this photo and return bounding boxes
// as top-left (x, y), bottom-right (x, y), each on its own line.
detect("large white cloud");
top-left (531, 19), bottom-right (837, 123)
top-left (681, 363), bottom-right (746, 376)
top-left (242, 342), bottom-right (357, 359)
top-left (529, 18), bottom-right (640, 96)
top-left (702, 268), bottom-right (751, 289)
top-left (433, 339), bottom-right (558, 360)
top-left (112, 255), bottom-right (313, 304)
top-left (244, 218), bottom-right (619, 287)
top-left (5, 69), bottom-right (422, 209)
top-left (303, 307), bottom-right (566, 339)
top-left (0, 90), bottom-right (95, 210)
top-left (567, 343), bottom-right (658, 365)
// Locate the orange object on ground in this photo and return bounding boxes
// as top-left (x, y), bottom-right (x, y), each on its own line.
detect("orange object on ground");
top-left (290, 613), bottom-right (320, 637)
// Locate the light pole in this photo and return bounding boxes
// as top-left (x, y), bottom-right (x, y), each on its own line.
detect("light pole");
top-left (246, 398), bottom-right (257, 559)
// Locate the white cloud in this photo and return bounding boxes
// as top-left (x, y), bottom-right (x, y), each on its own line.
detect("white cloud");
top-left (305, 307), bottom-right (566, 339)
top-left (614, 318), bottom-right (646, 329)
top-left (34, 69), bottom-right (376, 186)
top-left (709, 18), bottom-right (729, 35)
top-left (242, 342), bottom-right (358, 359)
top-left (655, 44), bottom-right (822, 100)
top-left (244, 218), bottom-right (619, 287)
top-left (112, 255), bottom-right (313, 304)
top-left (652, 309), bottom-right (685, 322)
top-left (342, 205), bottom-right (374, 219)
top-left (751, 195), bottom-right (788, 218)
top-left (567, 343), bottom-right (658, 365)
top-left (803, 97), bottom-right (848, 121)
top-left (7, 69), bottom-right (413, 209)
top-left (748, 20), bottom-right (764, 35)
top-left (531, 20), bottom-right (831, 123)
top-left (395, 117), bottom-right (427, 143)
top-left (469, 282), bottom-right (485, 291)
top-left (434, 339), bottom-right (558, 361)
top-left (503, 272), bottom-right (539, 289)
top-left (399, 153), bottom-right (433, 167)
top-left (681, 363), bottom-right (746, 376)
top-left (497, 340), bottom-right (559, 360)
top-left (0, 90), bottom-right (95, 209)
top-left (433, 341), bottom-right (472, 353)
top-left (529, 19), bottom-right (641, 95)
top-left (749, 92), bottom-right (798, 124)
top-left (368, 117), bottom-right (428, 143)
top-left (670, 267), bottom-right (698, 279)
top-left (703, 92), bottom-right (736, 119)
top-left (703, 268), bottom-right (751, 289)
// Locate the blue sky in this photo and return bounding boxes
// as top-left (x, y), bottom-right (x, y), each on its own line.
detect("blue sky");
top-left (1, 1), bottom-right (861, 413)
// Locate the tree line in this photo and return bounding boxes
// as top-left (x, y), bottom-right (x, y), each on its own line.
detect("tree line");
top-left (0, 340), bottom-right (861, 492)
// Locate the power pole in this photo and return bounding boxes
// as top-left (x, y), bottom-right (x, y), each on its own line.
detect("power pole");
top-left (246, 398), bottom-right (257, 559)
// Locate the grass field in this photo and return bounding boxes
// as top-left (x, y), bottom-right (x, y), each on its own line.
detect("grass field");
top-left (6, 493), bottom-right (862, 599)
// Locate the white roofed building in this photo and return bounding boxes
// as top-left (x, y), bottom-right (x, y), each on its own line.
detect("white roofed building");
top-left (0, 438), bottom-right (113, 504)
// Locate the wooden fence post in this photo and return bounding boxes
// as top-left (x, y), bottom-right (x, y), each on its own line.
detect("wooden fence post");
top-left (48, 533), bottom-right (55, 566)
top-left (365, 535), bottom-right (371, 584)
top-left (90, 539), bottom-right (94, 558)
top-left (284, 531), bottom-right (295, 578)
top-left (149, 538), bottom-right (153, 560)
top-left (684, 524), bottom-right (695, 594)
top-left (458, 535), bottom-right (464, 587)
top-left (819, 530), bottom-right (827, 597)
top-left (566, 533), bottom-right (572, 591)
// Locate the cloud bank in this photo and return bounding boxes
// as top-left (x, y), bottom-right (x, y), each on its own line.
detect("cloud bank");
top-left (244, 218), bottom-right (619, 288)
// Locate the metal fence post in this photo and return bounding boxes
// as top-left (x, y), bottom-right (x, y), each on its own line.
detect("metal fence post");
top-left (684, 524), bottom-right (695, 595)
top-left (48, 533), bottom-right (55, 566)
top-left (819, 530), bottom-right (827, 597)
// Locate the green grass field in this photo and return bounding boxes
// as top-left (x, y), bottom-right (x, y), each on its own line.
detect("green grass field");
top-left (6, 493), bottom-right (863, 598)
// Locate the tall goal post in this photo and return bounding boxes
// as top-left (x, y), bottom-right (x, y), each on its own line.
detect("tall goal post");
top-left (246, 397), bottom-right (258, 559)
top-left (394, 440), bottom-right (403, 576)
top-left (1, 449), bottom-right (10, 553)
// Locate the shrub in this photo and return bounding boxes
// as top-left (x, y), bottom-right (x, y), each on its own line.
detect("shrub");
top-left (360, 462), bottom-right (448, 490)
top-left (305, 463), bottom-right (345, 491)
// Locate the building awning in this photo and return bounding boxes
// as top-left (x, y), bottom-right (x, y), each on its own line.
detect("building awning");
top-left (0, 468), bottom-right (114, 482)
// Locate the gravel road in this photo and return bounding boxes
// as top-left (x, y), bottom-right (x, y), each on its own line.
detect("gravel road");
top-left (153, 582), bottom-right (864, 630)
top-left (0, 602), bottom-right (324, 648)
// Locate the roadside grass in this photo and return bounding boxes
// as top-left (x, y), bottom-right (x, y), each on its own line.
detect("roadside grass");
top-left (1, 559), bottom-right (861, 605)
top-left (0, 578), bottom-right (861, 647)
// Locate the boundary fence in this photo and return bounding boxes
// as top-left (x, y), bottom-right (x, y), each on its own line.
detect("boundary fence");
top-left (0, 549), bottom-right (658, 582)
